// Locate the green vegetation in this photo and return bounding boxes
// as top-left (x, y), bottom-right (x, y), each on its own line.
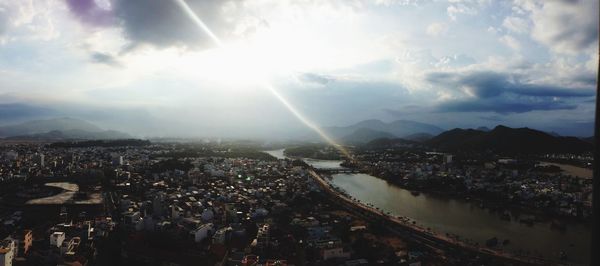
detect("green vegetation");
top-left (284, 144), bottom-right (342, 160)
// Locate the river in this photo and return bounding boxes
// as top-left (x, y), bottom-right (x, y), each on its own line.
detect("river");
top-left (263, 149), bottom-right (591, 264)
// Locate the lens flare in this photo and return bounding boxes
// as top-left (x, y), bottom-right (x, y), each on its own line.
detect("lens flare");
top-left (174, 0), bottom-right (352, 159)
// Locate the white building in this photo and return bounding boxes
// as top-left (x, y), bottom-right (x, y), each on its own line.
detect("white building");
top-left (0, 239), bottom-right (15, 266)
top-left (50, 232), bottom-right (65, 248)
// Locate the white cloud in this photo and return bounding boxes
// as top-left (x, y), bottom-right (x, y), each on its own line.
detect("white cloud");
top-left (0, 0), bottom-right (61, 43)
top-left (426, 22), bottom-right (448, 36)
top-left (515, 0), bottom-right (598, 54)
top-left (502, 16), bottom-right (528, 34)
top-left (447, 4), bottom-right (476, 20)
top-left (486, 26), bottom-right (499, 34)
top-left (499, 34), bottom-right (520, 50)
top-left (446, 0), bottom-right (491, 20)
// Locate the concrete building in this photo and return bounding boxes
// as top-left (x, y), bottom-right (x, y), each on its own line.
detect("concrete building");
top-left (50, 232), bottom-right (66, 248)
top-left (322, 246), bottom-right (351, 260)
top-left (192, 223), bottom-right (214, 243)
top-left (0, 239), bottom-right (15, 266)
top-left (443, 154), bottom-right (453, 164)
top-left (35, 153), bottom-right (45, 167)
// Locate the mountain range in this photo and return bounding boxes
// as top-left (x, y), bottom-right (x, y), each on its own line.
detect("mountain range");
top-left (424, 125), bottom-right (592, 154)
top-left (325, 119), bottom-right (444, 144)
top-left (0, 117), bottom-right (131, 140)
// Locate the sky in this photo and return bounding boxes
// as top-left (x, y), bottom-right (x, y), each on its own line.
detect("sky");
top-left (0, 0), bottom-right (597, 138)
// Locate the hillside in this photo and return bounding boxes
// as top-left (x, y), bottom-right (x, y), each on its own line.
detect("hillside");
top-left (426, 125), bottom-right (592, 154)
top-left (341, 128), bottom-right (396, 144)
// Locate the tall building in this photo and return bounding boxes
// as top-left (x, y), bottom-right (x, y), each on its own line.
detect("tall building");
top-left (112, 154), bottom-right (124, 166)
top-left (35, 153), bottom-right (45, 167)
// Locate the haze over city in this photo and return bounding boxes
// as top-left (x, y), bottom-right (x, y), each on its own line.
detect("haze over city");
top-left (0, 0), bottom-right (597, 138)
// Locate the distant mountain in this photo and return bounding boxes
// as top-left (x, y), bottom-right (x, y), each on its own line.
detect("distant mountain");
top-left (366, 137), bottom-right (417, 148)
top-left (324, 119), bottom-right (444, 142)
top-left (476, 126), bottom-right (491, 132)
top-left (0, 117), bottom-right (131, 140)
top-left (341, 128), bottom-right (396, 144)
top-left (0, 117), bottom-right (102, 136)
top-left (403, 132), bottom-right (434, 142)
top-left (7, 129), bottom-right (131, 140)
top-left (426, 125), bottom-right (592, 154)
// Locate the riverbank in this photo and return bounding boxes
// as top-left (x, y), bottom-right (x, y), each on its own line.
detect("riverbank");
top-left (308, 169), bottom-right (554, 265)
top-left (361, 167), bottom-right (592, 223)
top-left (264, 151), bottom-right (590, 263)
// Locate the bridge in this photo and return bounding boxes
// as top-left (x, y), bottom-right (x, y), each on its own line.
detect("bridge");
top-left (314, 168), bottom-right (360, 174)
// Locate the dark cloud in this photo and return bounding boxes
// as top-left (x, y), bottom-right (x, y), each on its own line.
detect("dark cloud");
top-left (426, 71), bottom-right (507, 98)
top-left (436, 98), bottom-right (577, 114)
top-left (90, 52), bottom-right (122, 67)
top-left (111, 0), bottom-right (236, 50)
top-left (427, 70), bottom-right (596, 98)
top-left (299, 73), bottom-right (334, 85)
top-left (515, 84), bottom-right (595, 97)
top-left (66, 0), bottom-right (114, 27)
top-left (428, 69), bottom-right (593, 114)
top-left (572, 73), bottom-right (598, 86)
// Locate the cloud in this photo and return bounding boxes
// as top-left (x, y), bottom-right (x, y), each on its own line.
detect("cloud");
top-left (436, 98), bottom-right (577, 114)
top-left (434, 54), bottom-right (476, 68)
top-left (502, 16), bottom-right (528, 34)
top-left (499, 34), bottom-right (521, 50)
top-left (447, 4), bottom-right (476, 20)
top-left (90, 52), bottom-right (122, 67)
top-left (0, 1), bottom-right (59, 43)
top-left (426, 70), bottom-right (596, 99)
top-left (299, 73), bottom-right (334, 85)
top-left (65, 0), bottom-right (113, 27)
top-left (427, 69), bottom-right (595, 114)
top-left (446, 0), bottom-right (490, 20)
top-left (427, 71), bottom-right (507, 98)
top-left (426, 22), bottom-right (448, 36)
top-left (0, 6), bottom-right (8, 35)
top-left (516, 0), bottom-right (599, 53)
top-left (111, 0), bottom-right (238, 51)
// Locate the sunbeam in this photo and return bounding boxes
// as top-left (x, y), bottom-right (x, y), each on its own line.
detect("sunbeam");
top-left (173, 0), bottom-right (352, 159)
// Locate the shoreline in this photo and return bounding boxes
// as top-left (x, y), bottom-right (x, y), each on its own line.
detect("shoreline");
top-left (361, 169), bottom-right (592, 223)
top-left (308, 169), bottom-right (557, 265)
